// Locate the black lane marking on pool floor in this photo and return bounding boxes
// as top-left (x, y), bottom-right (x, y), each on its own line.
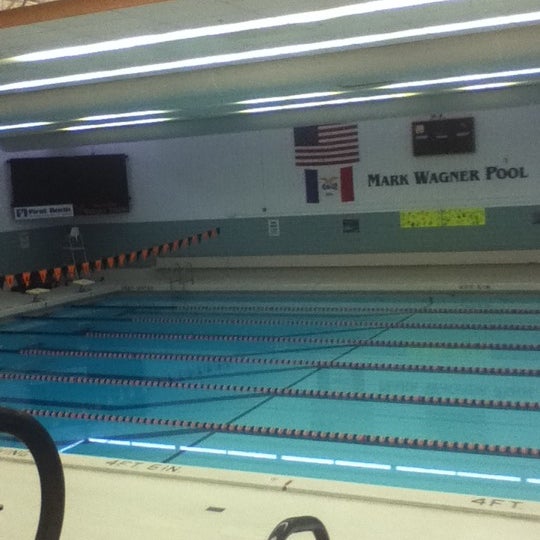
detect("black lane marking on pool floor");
top-left (159, 327), bottom-right (374, 462)
top-left (3, 371), bottom-right (538, 411)
top-left (19, 348), bottom-right (540, 377)
top-left (162, 361), bottom-right (349, 463)
top-left (323, 312), bottom-right (418, 367)
top-left (161, 392), bottom-right (280, 463)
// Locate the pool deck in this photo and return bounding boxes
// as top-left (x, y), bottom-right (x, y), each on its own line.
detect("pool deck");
top-left (1, 264), bottom-right (539, 539)
top-left (2, 258), bottom-right (539, 321)
top-left (1, 448), bottom-right (539, 540)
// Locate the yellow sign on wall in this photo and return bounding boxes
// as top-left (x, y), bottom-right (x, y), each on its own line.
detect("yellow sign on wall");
top-left (442, 208), bottom-right (486, 226)
top-left (400, 210), bottom-right (441, 228)
top-left (400, 208), bottom-right (485, 228)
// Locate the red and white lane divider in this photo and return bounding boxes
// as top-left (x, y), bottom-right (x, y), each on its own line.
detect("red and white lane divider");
top-left (84, 330), bottom-right (540, 352)
top-left (125, 304), bottom-right (540, 315)
top-left (20, 348), bottom-right (540, 377)
top-left (132, 304), bottom-right (540, 315)
top-left (21, 407), bottom-right (540, 459)
top-left (3, 371), bottom-right (538, 411)
top-left (131, 315), bottom-right (540, 332)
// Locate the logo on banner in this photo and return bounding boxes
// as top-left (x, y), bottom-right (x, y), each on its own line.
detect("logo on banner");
top-left (320, 176), bottom-right (339, 195)
top-left (14, 204), bottom-right (74, 220)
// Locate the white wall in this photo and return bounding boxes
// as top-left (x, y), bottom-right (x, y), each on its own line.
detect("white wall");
top-left (1, 104), bottom-right (538, 231)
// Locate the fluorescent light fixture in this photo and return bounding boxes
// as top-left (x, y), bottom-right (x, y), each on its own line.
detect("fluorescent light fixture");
top-left (335, 460), bottom-right (391, 470)
top-left (457, 471), bottom-right (521, 482)
top-left (237, 91), bottom-right (347, 105)
top-left (78, 110), bottom-right (170, 121)
top-left (60, 117), bottom-right (174, 131)
top-left (458, 82), bottom-right (520, 91)
top-left (0, 121), bottom-right (53, 131)
top-left (8, 1), bottom-right (450, 62)
top-left (239, 92), bottom-right (417, 113)
top-left (2, 12), bottom-right (540, 93)
top-left (526, 478), bottom-right (540, 484)
top-left (396, 465), bottom-right (456, 476)
top-left (380, 67), bottom-right (540, 89)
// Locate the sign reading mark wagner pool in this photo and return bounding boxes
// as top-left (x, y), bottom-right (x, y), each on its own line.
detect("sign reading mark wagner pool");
top-left (14, 204), bottom-right (74, 221)
top-left (367, 165), bottom-right (529, 187)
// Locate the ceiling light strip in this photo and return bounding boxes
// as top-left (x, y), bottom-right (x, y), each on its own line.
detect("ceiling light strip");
top-left (380, 67), bottom-right (540, 89)
top-left (8, 1), bottom-right (450, 62)
top-left (0, 121), bottom-right (53, 131)
top-left (237, 91), bottom-right (347, 105)
top-left (61, 117), bottom-right (174, 131)
top-left (78, 110), bottom-right (170, 121)
top-left (1, 11), bottom-right (539, 93)
top-left (458, 82), bottom-right (520, 91)
top-left (239, 92), bottom-right (417, 113)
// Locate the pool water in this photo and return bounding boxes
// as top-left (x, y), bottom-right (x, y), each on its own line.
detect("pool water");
top-left (0, 291), bottom-right (539, 501)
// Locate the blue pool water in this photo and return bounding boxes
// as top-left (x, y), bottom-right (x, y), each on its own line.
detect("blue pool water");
top-left (0, 291), bottom-right (539, 501)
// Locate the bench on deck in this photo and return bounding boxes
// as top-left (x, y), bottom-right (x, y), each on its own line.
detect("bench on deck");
top-left (25, 288), bottom-right (50, 302)
top-left (73, 279), bottom-right (95, 292)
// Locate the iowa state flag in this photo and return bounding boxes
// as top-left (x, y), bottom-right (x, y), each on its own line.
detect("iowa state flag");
top-left (304, 166), bottom-right (354, 203)
top-left (294, 123), bottom-right (359, 204)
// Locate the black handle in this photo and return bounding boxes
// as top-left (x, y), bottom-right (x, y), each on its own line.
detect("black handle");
top-left (0, 407), bottom-right (65, 540)
top-left (267, 515), bottom-right (330, 540)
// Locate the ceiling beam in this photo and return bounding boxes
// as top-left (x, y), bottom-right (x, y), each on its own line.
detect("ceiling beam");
top-left (0, 0), bottom-right (171, 28)
top-left (1, 25), bottom-right (537, 122)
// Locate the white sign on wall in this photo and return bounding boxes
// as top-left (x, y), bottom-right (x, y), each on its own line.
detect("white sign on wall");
top-left (268, 218), bottom-right (280, 236)
top-left (14, 204), bottom-right (74, 221)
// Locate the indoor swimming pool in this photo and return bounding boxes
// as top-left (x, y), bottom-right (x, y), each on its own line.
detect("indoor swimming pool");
top-left (0, 291), bottom-right (539, 503)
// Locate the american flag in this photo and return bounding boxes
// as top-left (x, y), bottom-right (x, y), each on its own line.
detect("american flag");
top-left (294, 123), bottom-right (359, 167)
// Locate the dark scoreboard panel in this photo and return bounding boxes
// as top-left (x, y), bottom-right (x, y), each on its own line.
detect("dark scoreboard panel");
top-left (9, 154), bottom-right (130, 215)
top-left (412, 117), bottom-right (475, 156)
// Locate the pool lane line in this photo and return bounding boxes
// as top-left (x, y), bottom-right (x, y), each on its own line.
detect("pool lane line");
top-left (84, 330), bottom-right (540, 352)
top-left (19, 314), bottom-right (540, 332)
top-left (20, 348), bottom-right (540, 377)
top-left (20, 407), bottom-right (540, 459)
top-left (164, 363), bottom-right (327, 463)
top-left (3, 371), bottom-right (538, 412)
top-left (71, 303), bottom-right (540, 315)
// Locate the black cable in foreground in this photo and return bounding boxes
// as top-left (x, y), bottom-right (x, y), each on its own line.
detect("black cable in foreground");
top-left (0, 406), bottom-right (65, 540)
top-left (267, 515), bottom-right (330, 540)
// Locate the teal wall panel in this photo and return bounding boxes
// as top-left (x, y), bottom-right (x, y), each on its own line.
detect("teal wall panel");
top-left (1, 206), bottom-right (538, 277)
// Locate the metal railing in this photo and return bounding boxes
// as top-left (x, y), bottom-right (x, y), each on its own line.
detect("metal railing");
top-left (167, 261), bottom-right (194, 290)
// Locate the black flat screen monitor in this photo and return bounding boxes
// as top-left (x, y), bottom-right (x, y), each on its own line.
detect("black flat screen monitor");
top-left (9, 154), bottom-right (130, 215)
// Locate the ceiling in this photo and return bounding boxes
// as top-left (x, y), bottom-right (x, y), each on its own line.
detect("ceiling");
top-left (0, 0), bottom-right (539, 151)
top-left (0, 0), bottom-right (56, 9)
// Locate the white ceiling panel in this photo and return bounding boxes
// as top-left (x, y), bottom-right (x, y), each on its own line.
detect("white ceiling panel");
top-left (0, 0), bottom-right (539, 150)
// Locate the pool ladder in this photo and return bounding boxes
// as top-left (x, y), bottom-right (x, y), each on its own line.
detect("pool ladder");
top-left (168, 261), bottom-right (194, 290)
